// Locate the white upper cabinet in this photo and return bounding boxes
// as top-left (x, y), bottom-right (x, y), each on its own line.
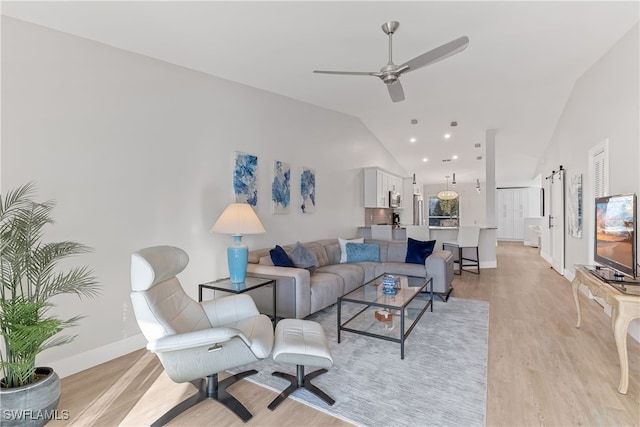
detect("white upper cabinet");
top-left (364, 168), bottom-right (404, 208)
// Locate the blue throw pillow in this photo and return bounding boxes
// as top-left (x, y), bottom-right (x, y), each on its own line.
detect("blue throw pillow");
top-left (405, 238), bottom-right (436, 264)
top-left (289, 242), bottom-right (318, 269)
top-left (270, 245), bottom-right (295, 267)
top-left (346, 242), bottom-right (381, 263)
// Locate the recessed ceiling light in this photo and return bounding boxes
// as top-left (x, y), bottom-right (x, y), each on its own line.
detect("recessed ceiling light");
top-left (452, 155), bottom-right (458, 160)
top-left (410, 137), bottom-right (416, 143)
top-left (474, 143), bottom-right (481, 148)
top-left (450, 121), bottom-right (458, 127)
top-left (477, 156), bottom-right (483, 160)
top-left (444, 133), bottom-right (451, 139)
top-left (422, 158), bottom-right (428, 162)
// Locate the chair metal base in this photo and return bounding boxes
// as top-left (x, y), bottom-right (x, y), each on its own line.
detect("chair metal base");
top-left (151, 370), bottom-right (257, 426)
top-left (268, 365), bottom-right (335, 410)
top-left (435, 287), bottom-right (454, 302)
top-left (445, 244), bottom-right (480, 275)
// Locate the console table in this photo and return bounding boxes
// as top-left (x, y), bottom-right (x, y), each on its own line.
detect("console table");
top-left (572, 266), bottom-right (640, 394)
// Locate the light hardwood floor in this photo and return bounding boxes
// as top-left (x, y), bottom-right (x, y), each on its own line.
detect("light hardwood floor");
top-left (48, 242), bottom-right (640, 426)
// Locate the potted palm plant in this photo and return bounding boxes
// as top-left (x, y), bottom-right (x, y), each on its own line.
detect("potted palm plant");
top-left (0, 183), bottom-right (99, 426)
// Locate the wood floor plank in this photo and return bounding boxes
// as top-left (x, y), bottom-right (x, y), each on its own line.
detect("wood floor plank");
top-left (49, 242), bottom-right (639, 426)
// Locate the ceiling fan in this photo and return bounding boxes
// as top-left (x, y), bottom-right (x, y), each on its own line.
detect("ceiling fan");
top-left (314, 21), bottom-right (469, 103)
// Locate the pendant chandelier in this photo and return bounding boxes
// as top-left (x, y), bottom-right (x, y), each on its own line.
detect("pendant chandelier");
top-left (437, 175), bottom-right (459, 200)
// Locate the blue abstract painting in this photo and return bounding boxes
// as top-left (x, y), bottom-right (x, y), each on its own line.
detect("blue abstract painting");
top-left (233, 152), bottom-right (258, 206)
top-left (300, 167), bottom-right (316, 214)
top-left (271, 160), bottom-right (291, 214)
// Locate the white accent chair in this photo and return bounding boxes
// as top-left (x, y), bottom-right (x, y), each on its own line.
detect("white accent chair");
top-left (442, 226), bottom-right (481, 275)
top-left (130, 246), bottom-right (274, 425)
top-left (371, 224), bottom-right (393, 240)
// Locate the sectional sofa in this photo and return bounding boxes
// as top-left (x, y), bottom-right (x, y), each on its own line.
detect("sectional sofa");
top-left (246, 238), bottom-right (454, 319)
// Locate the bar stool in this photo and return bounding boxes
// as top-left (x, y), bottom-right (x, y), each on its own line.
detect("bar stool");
top-left (442, 226), bottom-right (480, 275)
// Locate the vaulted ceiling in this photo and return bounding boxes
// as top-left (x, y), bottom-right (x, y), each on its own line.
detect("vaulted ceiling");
top-left (3, 1), bottom-right (638, 186)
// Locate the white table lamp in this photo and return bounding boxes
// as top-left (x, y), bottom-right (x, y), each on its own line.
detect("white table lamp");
top-left (211, 203), bottom-right (266, 283)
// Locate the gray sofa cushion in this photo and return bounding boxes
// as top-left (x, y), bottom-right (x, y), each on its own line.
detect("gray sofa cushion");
top-left (316, 263), bottom-right (365, 293)
top-left (323, 242), bottom-right (342, 265)
top-left (355, 262), bottom-right (379, 283)
top-left (309, 272), bottom-right (344, 313)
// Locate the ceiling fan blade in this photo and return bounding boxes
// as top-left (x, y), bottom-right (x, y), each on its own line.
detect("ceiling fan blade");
top-left (313, 70), bottom-right (381, 76)
top-left (387, 80), bottom-right (405, 103)
top-left (399, 36), bottom-right (469, 74)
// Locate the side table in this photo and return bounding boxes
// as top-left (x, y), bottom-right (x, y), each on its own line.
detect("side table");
top-left (198, 276), bottom-right (277, 324)
top-left (572, 265), bottom-right (640, 394)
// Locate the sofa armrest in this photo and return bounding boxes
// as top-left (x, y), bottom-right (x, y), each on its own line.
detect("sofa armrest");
top-left (425, 250), bottom-right (454, 294)
top-left (246, 264), bottom-right (312, 319)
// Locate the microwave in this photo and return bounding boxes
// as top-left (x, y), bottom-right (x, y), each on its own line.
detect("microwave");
top-left (389, 191), bottom-right (401, 208)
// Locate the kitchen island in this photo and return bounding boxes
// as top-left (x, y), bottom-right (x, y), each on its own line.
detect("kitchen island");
top-left (428, 226), bottom-right (497, 270)
top-left (357, 226), bottom-right (406, 240)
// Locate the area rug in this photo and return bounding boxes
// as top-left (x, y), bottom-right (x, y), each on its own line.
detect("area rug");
top-left (234, 296), bottom-right (489, 427)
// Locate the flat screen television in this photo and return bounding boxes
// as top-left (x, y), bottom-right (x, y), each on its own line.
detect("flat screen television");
top-left (594, 193), bottom-right (637, 279)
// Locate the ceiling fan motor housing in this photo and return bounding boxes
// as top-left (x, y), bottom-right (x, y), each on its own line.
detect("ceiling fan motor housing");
top-left (382, 21), bottom-right (400, 35)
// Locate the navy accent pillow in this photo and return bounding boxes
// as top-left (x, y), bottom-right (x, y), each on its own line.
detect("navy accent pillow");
top-left (270, 245), bottom-right (295, 267)
top-left (346, 242), bottom-right (381, 263)
top-left (405, 238), bottom-right (436, 264)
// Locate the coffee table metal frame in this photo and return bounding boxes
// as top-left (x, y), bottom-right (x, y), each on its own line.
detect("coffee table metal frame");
top-left (337, 274), bottom-right (433, 359)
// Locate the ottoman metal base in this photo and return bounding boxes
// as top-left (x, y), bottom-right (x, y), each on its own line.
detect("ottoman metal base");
top-left (268, 365), bottom-right (335, 410)
top-left (268, 319), bottom-right (335, 410)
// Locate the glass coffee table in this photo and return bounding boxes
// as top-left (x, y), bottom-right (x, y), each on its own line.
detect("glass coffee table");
top-left (337, 274), bottom-right (433, 359)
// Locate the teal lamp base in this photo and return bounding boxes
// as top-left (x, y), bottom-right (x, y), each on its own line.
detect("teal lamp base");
top-left (228, 235), bottom-right (248, 284)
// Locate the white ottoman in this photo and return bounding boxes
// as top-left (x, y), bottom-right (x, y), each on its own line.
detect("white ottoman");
top-left (268, 319), bottom-right (335, 410)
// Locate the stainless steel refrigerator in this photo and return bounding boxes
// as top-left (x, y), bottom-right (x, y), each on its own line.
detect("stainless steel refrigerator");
top-left (413, 194), bottom-right (425, 225)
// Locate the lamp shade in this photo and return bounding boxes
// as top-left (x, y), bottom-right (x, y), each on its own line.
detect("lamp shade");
top-left (211, 203), bottom-right (266, 235)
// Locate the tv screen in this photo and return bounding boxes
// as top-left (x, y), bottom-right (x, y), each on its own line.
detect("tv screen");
top-left (594, 193), bottom-right (637, 278)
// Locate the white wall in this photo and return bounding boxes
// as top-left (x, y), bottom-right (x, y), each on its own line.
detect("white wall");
top-left (538, 24), bottom-right (639, 336)
top-left (539, 23), bottom-right (639, 272)
top-left (0, 17), bottom-right (407, 376)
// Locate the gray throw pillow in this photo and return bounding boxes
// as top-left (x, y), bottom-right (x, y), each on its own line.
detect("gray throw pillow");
top-left (289, 242), bottom-right (318, 269)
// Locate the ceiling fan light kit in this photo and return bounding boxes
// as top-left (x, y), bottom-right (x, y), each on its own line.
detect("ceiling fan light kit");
top-left (314, 21), bottom-right (469, 103)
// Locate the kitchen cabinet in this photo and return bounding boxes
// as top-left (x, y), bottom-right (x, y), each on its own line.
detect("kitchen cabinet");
top-left (364, 168), bottom-right (404, 208)
top-left (497, 188), bottom-right (540, 241)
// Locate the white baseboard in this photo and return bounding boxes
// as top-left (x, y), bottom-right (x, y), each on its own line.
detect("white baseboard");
top-left (452, 260), bottom-right (496, 271)
top-left (41, 334), bottom-right (147, 378)
top-left (480, 260), bottom-right (497, 269)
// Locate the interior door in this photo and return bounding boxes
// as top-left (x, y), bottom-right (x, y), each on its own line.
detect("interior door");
top-left (549, 170), bottom-right (565, 274)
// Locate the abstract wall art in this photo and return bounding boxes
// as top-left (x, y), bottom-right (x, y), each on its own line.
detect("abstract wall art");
top-left (300, 167), bottom-right (316, 214)
top-left (233, 151), bottom-right (258, 206)
top-left (568, 173), bottom-right (583, 238)
top-left (271, 160), bottom-right (291, 214)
